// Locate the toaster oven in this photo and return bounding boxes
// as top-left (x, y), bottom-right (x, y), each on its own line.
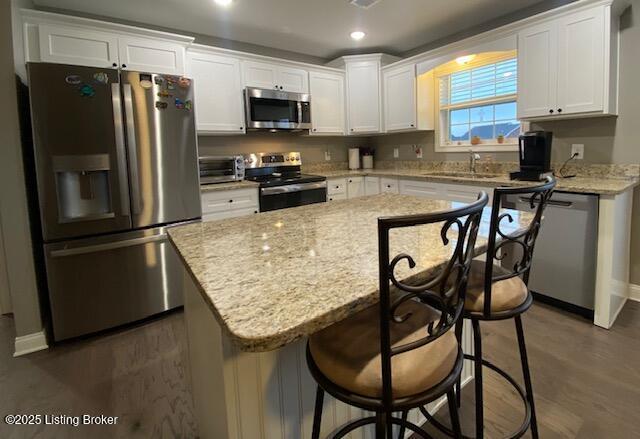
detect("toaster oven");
top-left (199, 155), bottom-right (245, 184)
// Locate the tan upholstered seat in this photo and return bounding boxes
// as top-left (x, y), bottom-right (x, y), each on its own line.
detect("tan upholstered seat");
top-left (464, 260), bottom-right (528, 313)
top-left (308, 300), bottom-right (458, 399)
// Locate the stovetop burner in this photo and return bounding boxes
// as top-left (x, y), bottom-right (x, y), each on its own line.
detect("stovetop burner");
top-left (246, 173), bottom-right (326, 188)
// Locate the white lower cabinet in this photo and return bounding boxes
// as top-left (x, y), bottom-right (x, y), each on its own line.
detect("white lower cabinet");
top-left (399, 179), bottom-right (441, 199)
top-left (327, 178), bottom-right (347, 201)
top-left (399, 179), bottom-right (490, 203)
top-left (346, 177), bottom-right (365, 198)
top-left (201, 188), bottom-right (259, 221)
top-left (364, 176), bottom-right (380, 195)
top-left (444, 184), bottom-right (490, 203)
top-left (380, 177), bottom-right (399, 194)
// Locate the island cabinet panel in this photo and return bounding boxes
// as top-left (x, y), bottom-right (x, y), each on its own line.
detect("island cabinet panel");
top-left (183, 272), bottom-right (475, 439)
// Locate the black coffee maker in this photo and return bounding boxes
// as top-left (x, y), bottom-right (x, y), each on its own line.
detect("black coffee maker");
top-left (510, 131), bottom-right (553, 181)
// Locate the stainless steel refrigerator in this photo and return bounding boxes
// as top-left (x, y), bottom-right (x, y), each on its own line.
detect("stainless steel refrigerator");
top-left (27, 63), bottom-right (201, 341)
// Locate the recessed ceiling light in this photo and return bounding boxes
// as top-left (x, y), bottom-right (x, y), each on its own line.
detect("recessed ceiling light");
top-left (214, 0), bottom-right (233, 6)
top-left (350, 31), bottom-right (366, 41)
top-left (456, 54), bottom-right (476, 65)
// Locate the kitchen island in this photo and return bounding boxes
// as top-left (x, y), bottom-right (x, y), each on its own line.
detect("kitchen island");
top-left (168, 194), bottom-right (533, 439)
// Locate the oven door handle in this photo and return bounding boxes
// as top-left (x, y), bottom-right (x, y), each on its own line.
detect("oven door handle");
top-left (261, 181), bottom-right (327, 195)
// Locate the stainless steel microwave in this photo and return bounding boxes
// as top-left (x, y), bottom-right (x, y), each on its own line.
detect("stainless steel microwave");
top-left (244, 87), bottom-right (311, 131)
top-left (198, 155), bottom-right (245, 184)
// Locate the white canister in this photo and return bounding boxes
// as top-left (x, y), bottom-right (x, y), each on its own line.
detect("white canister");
top-left (348, 148), bottom-right (360, 170)
top-left (362, 155), bottom-right (374, 169)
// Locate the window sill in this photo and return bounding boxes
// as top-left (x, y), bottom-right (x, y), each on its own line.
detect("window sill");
top-left (435, 142), bottom-right (519, 153)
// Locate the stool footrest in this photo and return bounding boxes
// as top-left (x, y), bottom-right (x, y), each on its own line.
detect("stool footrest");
top-left (419, 355), bottom-right (532, 439)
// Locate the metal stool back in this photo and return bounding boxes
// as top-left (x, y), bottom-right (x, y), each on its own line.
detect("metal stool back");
top-left (307, 192), bottom-right (489, 439)
top-left (478, 175), bottom-right (556, 319)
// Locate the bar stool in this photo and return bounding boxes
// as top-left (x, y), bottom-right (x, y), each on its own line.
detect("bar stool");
top-left (305, 192), bottom-right (488, 439)
top-left (421, 176), bottom-right (556, 439)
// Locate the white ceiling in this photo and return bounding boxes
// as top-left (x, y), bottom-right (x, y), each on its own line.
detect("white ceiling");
top-left (34, 0), bottom-right (552, 59)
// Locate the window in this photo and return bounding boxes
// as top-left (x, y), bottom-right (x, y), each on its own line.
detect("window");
top-left (437, 56), bottom-right (521, 150)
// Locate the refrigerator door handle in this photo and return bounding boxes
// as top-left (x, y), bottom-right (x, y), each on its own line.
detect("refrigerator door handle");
top-left (123, 83), bottom-right (142, 215)
top-left (49, 234), bottom-right (167, 258)
top-left (111, 83), bottom-right (131, 216)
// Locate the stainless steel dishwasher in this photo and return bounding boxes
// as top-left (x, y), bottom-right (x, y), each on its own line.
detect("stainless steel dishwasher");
top-left (502, 191), bottom-right (598, 316)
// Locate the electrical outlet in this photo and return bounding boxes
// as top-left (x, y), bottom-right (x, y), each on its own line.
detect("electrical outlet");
top-left (571, 144), bottom-right (584, 160)
top-left (393, 147), bottom-right (399, 159)
top-left (324, 150), bottom-right (331, 161)
top-left (414, 145), bottom-right (423, 159)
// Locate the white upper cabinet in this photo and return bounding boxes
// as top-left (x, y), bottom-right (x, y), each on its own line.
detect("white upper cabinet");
top-left (518, 5), bottom-right (617, 119)
top-left (117, 36), bottom-right (186, 74)
top-left (383, 64), bottom-right (417, 132)
top-left (242, 60), bottom-right (309, 93)
top-left (187, 51), bottom-right (245, 134)
top-left (556, 8), bottom-right (606, 115)
top-left (242, 61), bottom-right (278, 89)
top-left (309, 71), bottom-right (345, 135)
top-left (34, 21), bottom-right (188, 74)
top-left (346, 59), bottom-right (381, 134)
top-left (277, 66), bottom-right (309, 93)
top-left (38, 24), bottom-right (119, 69)
top-left (517, 22), bottom-right (558, 118)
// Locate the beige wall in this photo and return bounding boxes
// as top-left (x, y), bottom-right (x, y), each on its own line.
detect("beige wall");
top-left (198, 132), bottom-right (363, 163)
top-left (0, 0), bottom-right (42, 335)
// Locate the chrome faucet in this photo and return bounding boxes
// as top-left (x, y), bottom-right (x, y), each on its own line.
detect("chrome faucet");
top-left (469, 151), bottom-right (481, 174)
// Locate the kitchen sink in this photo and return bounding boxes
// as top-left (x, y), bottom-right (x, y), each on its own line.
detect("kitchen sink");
top-left (424, 171), bottom-right (502, 179)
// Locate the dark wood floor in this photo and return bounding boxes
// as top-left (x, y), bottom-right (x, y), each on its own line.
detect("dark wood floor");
top-left (1, 301), bottom-right (639, 438)
top-left (420, 300), bottom-right (640, 439)
top-left (0, 311), bottom-right (196, 439)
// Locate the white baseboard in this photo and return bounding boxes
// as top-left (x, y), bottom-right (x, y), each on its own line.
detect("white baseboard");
top-left (14, 330), bottom-right (48, 357)
top-left (630, 284), bottom-right (640, 302)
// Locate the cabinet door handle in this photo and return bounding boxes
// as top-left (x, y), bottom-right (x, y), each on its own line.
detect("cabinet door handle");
top-left (239, 127), bottom-right (243, 130)
top-left (549, 109), bottom-right (554, 114)
top-left (557, 108), bottom-right (563, 113)
top-left (229, 199), bottom-right (233, 203)
top-left (121, 64), bottom-right (127, 68)
top-left (112, 62), bottom-right (117, 68)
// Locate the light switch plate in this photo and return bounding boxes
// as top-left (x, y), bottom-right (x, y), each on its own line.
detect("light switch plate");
top-left (393, 147), bottom-right (399, 158)
top-left (571, 144), bottom-right (584, 160)
top-left (325, 150), bottom-right (331, 161)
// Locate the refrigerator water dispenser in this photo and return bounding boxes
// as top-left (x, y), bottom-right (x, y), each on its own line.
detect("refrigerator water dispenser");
top-left (53, 154), bottom-right (114, 222)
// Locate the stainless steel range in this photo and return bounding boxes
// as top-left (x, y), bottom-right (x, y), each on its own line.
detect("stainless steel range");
top-left (244, 152), bottom-right (326, 212)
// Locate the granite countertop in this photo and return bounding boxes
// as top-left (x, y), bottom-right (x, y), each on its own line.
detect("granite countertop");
top-left (168, 194), bottom-right (533, 352)
top-left (317, 169), bottom-right (639, 195)
top-left (200, 180), bottom-right (260, 193)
